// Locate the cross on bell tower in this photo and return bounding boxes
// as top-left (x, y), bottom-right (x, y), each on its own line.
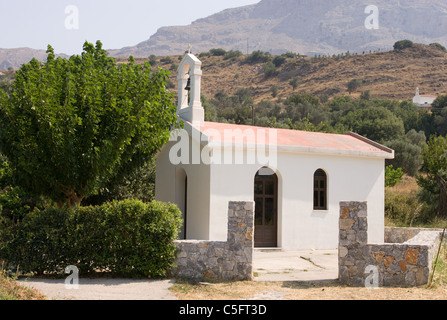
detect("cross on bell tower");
top-left (177, 46), bottom-right (204, 125)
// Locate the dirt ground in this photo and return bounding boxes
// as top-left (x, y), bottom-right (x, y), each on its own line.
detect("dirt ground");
top-left (170, 280), bottom-right (447, 300)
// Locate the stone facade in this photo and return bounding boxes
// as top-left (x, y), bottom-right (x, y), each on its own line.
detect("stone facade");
top-left (339, 202), bottom-right (441, 287)
top-left (172, 201), bottom-right (254, 282)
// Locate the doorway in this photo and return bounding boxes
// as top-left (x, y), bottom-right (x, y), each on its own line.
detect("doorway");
top-left (254, 168), bottom-right (278, 247)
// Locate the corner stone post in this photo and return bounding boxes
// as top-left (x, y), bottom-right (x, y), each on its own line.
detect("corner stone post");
top-left (339, 201), bottom-right (368, 286)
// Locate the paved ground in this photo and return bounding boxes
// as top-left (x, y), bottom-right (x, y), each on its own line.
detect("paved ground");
top-left (19, 278), bottom-right (178, 300)
top-left (18, 250), bottom-right (338, 300)
top-left (253, 249), bottom-right (338, 282)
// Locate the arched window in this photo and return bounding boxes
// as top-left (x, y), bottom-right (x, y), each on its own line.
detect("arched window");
top-left (314, 169), bottom-right (327, 210)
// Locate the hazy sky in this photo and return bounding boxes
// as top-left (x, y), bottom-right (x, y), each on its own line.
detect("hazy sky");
top-left (0, 0), bottom-right (259, 55)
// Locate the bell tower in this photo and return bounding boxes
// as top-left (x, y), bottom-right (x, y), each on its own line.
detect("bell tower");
top-left (177, 46), bottom-right (204, 125)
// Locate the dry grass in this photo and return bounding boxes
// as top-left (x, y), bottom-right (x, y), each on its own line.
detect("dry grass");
top-left (0, 269), bottom-right (46, 300)
top-left (389, 175), bottom-right (420, 195)
top-left (123, 43), bottom-right (447, 103)
top-left (171, 279), bottom-right (447, 300)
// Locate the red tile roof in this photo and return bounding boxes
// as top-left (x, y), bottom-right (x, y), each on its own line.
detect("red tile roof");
top-left (193, 121), bottom-right (394, 158)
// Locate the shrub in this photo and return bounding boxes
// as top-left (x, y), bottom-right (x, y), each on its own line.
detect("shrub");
top-left (429, 43), bottom-right (447, 51)
top-left (0, 200), bottom-right (182, 278)
top-left (243, 50), bottom-right (272, 65)
top-left (272, 56), bottom-right (287, 67)
top-left (385, 190), bottom-right (425, 226)
top-left (160, 56), bottom-right (173, 64)
top-left (223, 50), bottom-right (243, 60)
top-left (385, 165), bottom-right (403, 187)
top-left (209, 48), bottom-right (226, 56)
top-left (263, 62), bottom-right (278, 78)
top-left (393, 40), bottom-right (413, 51)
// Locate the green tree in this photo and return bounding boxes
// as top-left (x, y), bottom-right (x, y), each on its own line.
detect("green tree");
top-left (417, 135), bottom-right (447, 218)
top-left (393, 40), bottom-right (413, 51)
top-left (346, 79), bottom-right (362, 94)
top-left (431, 95), bottom-right (447, 136)
top-left (385, 130), bottom-right (426, 177)
top-left (339, 107), bottom-right (405, 143)
top-left (0, 41), bottom-right (178, 207)
top-left (385, 165), bottom-right (403, 187)
top-left (263, 62), bottom-right (278, 78)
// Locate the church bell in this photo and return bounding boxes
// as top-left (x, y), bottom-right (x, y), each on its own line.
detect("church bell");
top-left (185, 77), bottom-right (191, 91)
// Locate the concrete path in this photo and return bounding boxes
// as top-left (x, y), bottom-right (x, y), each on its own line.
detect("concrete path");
top-left (253, 249), bottom-right (338, 282)
top-left (18, 278), bottom-right (178, 300)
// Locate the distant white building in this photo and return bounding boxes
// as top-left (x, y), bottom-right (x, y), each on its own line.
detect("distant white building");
top-left (155, 51), bottom-right (394, 250)
top-left (413, 88), bottom-right (436, 109)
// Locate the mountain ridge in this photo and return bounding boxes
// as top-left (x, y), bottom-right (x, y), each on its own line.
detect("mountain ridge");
top-left (108, 0), bottom-right (447, 58)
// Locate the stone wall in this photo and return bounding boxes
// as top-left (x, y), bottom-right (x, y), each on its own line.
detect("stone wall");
top-left (385, 227), bottom-right (443, 244)
top-left (339, 201), bottom-right (441, 287)
top-left (171, 201), bottom-right (254, 282)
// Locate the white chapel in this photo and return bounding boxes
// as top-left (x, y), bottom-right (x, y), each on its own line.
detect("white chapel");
top-left (155, 51), bottom-right (394, 250)
top-left (413, 87), bottom-right (437, 109)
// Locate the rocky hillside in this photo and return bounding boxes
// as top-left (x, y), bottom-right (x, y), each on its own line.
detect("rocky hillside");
top-left (115, 43), bottom-right (447, 103)
top-left (109, 0), bottom-right (447, 58)
top-left (0, 48), bottom-right (69, 70)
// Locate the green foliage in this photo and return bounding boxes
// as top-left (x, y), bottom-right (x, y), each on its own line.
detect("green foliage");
top-left (160, 56), bottom-right (173, 64)
top-left (385, 130), bottom-right (426, 176)
top-left (0, 199), bottom-right (182, 277)
top-left (148, 54), bottom-right (157, 66)
top-left (339, 107), bottom-right (405, 143)
top-left (289, 77), bottom-right (299, 90)
top-left (243, 50), bottom-right (272, 65)
top-left (209, 48), bottom-right (226, 57)
top-left (0, 41), bottom-right (178, 207)
top-left (385, 165), bottom-right (403, 187)
top-left (0, 70), bottom-right (15, 95)
top-left (346, 79), bottom-right (362, 94)
top-left (360, 90), bottom-right (371, 101)
top-left (223, 50), bottom-right (243, 61)
top-left (201, 94), bottom-right (217, 122)
top-left (429, 43), bottom-right (447, 51)
top-left (385, 189), bottom-right (425, 226)
top-left (272, 56), bottom-right (287, 67)
top-left (83, 159), bottom-right (156, 206)
top-left (432, 95), bottom-right (447, 136)
top-left (393, 40), bottom-right (414, 51)
top-left (417, 135), bottom-right (447, 218)
top-left (263, 62), bottom-right (278, 78)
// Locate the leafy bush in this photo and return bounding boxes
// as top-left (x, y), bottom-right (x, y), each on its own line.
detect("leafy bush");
top-left (393, 40), bottom-right (414, 51)
top-left (385, 165), bottom-right (403, 187)
top-left (243, 50), bottom-right (272, 65)
top-left (385, 190), bottom-right (425, 226)
top-left (209, 48), bottom-right (226, 56)
top-left (0, 200), bottom-right (182, 278)
top-left (272, 56), bottom-right (287, 67)
top-left (429, 43), bottom-right (447, 51)
top-left (263, 62), bottom-right (279, 78)
top-left (223, 50), bottom-right (243, 61)
top-left (346, 79), bottom-right (362, 94)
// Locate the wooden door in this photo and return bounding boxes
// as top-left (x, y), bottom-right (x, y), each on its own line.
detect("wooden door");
top-left (254, 171), bottom-right (278, 247)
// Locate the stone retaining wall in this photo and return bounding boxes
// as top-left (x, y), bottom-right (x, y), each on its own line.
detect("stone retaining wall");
top-left (171, 201), bottom-right (254, 282)
top-left (339, 201), bottom-right (441, 287)
top-left (385, 227), bottom-right (443, 244)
